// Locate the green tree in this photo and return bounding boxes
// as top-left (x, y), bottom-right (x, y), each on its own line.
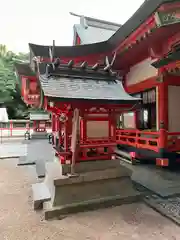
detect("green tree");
top-left (0, 44), bottom-right (29, 119)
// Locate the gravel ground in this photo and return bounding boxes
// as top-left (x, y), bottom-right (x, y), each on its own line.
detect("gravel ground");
top-left (0, 159), bottom-right (180, 240)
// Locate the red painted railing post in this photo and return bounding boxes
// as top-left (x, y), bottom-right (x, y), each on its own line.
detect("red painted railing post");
top-left (159, 128), bottom-right (167, 149)
top-left (135, 130), bottom-right (138, 147)
top-left (10, 120), bottom-right (13, 137)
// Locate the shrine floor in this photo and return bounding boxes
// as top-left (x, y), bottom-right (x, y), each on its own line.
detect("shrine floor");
top-left (0, 158), bottom-right (180, 240)
top-left (120, 159), bottom-right (180, 225)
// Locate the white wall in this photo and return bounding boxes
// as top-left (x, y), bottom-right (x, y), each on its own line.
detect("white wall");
top-left (126, 58), bottom-right (158, 86)
top-left (168, 85), bottom-right (180, 132)
top-left (123, 112), bottom-right (135, 129)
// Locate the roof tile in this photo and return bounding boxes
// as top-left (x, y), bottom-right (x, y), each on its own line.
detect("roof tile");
top-left (39, 74), bottom-right (140, 103)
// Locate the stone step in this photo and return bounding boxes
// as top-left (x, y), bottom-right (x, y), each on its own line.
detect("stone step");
top-left (31, 132), bottom-right (48, 139)
top-left (36, 159), bottom-right (46, 178)
top-left (53, 167), bottom-right (132, 186)
top-left (61, 159), bottom-right (128, 175)
top-left (32, 182), bottom-right (51, 210)
top-left (115, 149), bottom-right (131, 160)
top-left (18, 156), bottom-right (35, 166)
top-left (43, 188), bottom-right (142, 220)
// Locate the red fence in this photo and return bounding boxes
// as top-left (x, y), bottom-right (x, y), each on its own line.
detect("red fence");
top-left (116, 129), bottom-right (180, 153)
top-left (3, 120), bottom-right (180, 153)
top-left (0, 120), bottom-right (51, 138)
top-left (116, 129), bottom-right (159, 152)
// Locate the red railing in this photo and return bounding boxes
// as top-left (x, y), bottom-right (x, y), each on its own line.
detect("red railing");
top-left (116, 129), bottom-right (160, 152)
top-left (0, 120), bottom-right (51, 138)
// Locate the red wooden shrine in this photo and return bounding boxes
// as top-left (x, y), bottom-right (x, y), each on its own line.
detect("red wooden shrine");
top-left (29, 111), bottom-right (49, 136)
top-left (50, 101), bottom-right (135, 164)
top-left (15, 63), bottom-right (50, 138)
top-left (15, 52), bottom-right (139, 166)
top-left (72, 0), bottom-right (180, 167)
top-left (15, 0), bottom-right (180, 167)
top-left (113, 0), bottom-right (180, 167)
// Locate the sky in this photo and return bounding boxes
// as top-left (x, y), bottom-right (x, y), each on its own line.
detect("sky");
top-left (0, 0), bottom-right (144, 53)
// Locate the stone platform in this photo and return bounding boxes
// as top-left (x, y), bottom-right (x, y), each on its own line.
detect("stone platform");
top-left (18, 139), bottom-right (55, 178)
top-left (32, 160), bottom-right (142, 220)
top-left (31, 131), bottom-right (48, 139)
top-left (120, 161), bottom-right (180, 198)
top-left (0, 142), bottom-right (27, 159)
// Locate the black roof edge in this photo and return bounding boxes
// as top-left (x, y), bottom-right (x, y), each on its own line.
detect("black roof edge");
top-left (151, 48), bottom-right (180, 68)
top-left (108, 0), bottom-right (176, 47)
top-left (47, 96), bottom-right (140, 105)
top-left (29, 0), bottom-right (176, 58)
top-left (29, 41), bottom-right (110, 58)
top-left (69, 12), bottom-right (121, 27)
top-left (14, 62), bottom-right (35, 76)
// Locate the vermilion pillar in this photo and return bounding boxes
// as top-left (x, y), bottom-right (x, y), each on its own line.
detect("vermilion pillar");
top-left (52, 113), bottom-right (56, 132)
top-left (52, 113), bottom-right (56, 146)
top-left (157, 70), bottom-right (169, 166)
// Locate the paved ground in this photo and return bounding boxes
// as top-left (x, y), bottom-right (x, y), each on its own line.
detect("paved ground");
top-left (0, 159), bottom-right (180, 240)
top-left (0, 142), bottom-right (27, 158)
top-left (120, 160), bottom-right (180, 198)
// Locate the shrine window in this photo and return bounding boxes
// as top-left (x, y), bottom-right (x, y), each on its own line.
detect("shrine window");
top-left (134, 88), bottom-right (156, 131)
top-left (117, 112), bottom-right (135, 129)
top-left (46, 121), bottom-right (51, 128)
top-left (13, 121), bottom-right (27, 128)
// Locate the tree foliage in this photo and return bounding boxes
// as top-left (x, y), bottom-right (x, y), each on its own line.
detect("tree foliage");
top-left (0, 44), bottom-right (29, 119)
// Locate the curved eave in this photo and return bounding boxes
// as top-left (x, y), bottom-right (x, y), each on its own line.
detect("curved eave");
top-left (14, 62), bottom-right (36, 78)
top-left (39, 74), bottom-right (141, 105)
top-left (152, 49), bottom-right (180, 68)
top-left (29, 41), bottom-right (109, 59)
top-left (29, 0), bottom-right (174, 59)
top-left (29, 108), bottom-right (48, 114)
top-left (46, 97), bottom-right (141, 109)
top-left (108, 0), bottom-right (176, 47)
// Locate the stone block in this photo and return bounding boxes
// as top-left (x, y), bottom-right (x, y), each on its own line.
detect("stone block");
top-left (32, 162), bottom-right (142, 220)
top-left (44, 191), bottom-right (142, 220)
top-left (18, 140), bottom-right (54, 171)
top-left (61, 159), bottom-right (132, 176)
top-left (31, 132), bottom-right (48, 140)
top-left (32, 182), bottom-right (51, 210)
top-left (36, 159), bottom-right (46, 178)
top-left (18, 156), bottom-right (35, 166)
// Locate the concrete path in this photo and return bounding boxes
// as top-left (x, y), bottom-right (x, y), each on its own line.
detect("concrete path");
top-left (0, 142), bottom-right (27, 158)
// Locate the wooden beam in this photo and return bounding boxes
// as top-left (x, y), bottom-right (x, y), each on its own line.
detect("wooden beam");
top-left (70, 108), bottom-right (80, 175)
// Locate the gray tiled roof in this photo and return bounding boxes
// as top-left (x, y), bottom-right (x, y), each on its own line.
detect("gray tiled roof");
top-left (39, 74), bottom-right (140, 103)
top-left (14, 63), bottom-right (35, 76)
top-left (30, 112), bottom-right (50, 121)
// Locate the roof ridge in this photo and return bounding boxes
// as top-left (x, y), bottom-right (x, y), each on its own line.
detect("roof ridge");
top-left (70, 12), bottom-right (121, 27)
